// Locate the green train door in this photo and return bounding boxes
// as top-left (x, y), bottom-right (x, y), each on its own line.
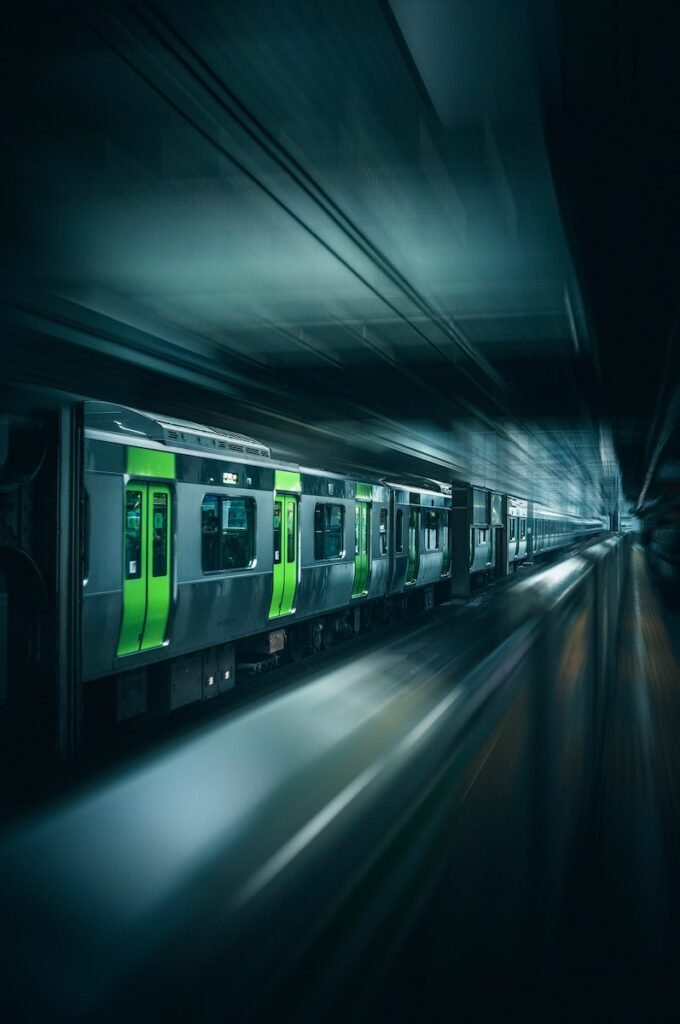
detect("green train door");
top-left (269, 492), bottom-right (299, 618)
top-left (407, 507), bottom-right (420, 583)
top-left (118, 482), bottom-right (172, 656)
top-left (352, 500), bottom-right (370, 597)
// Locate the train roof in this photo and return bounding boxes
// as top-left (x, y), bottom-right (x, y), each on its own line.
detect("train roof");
top-left (84, 402), bottom-right (387, 488)
top-left (84, 402), bottom-right (272, 460)
top-left (384, 480), bottom-right (452, 496)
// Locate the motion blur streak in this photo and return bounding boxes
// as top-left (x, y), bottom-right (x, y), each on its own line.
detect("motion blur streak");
top-left (232, 683), bottom-right (464, 909)
top-left (5, 534), bottom-right (679, 1019)
top-left (1, 649), bottom-right (420, 924)
top-left (589, 544), bottom-right (680, 988)
top-left (0, 547), bottom-right (551, 1020)
top-left (0, 609), bottom-right (485, 1013)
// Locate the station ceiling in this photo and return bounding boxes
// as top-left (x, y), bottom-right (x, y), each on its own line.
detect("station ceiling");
top-left (2, 1), bottom-right (678, 509)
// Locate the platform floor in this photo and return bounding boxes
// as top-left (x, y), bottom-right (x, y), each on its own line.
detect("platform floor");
top-left (366, 542), bottom-right (680, 1021)
top-left (2, 541), bottom-right (679, 1021)
top-left (566, 543), bottom-right (680, 1016)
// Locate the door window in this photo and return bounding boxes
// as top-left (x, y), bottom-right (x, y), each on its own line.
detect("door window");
top-left (314, 503), bottom-right (345, 560)
top-left (201, 495), bottom-right (255, 571)
top-left (287, 501), bottom-right (296, 562)
top-left (125, 490), bottom-right (143, 579)
top-left (273, 501), bottom-right (282, 564)
top-left (407, 507), bottom-right (419, 581)
top-left (379, 508), bottom-right (388, 555)
top-left (152, 492), bottom-right (168, 577)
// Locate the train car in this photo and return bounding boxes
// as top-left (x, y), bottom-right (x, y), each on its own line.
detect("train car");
top-left (450, 486), bottom-right (505, 596)
top-left (507, 497), bottom-right (529, 566)
top-left (531, 504), bottom-right (604, 559)
top-left (385, 482), bottom-right (452, 604)
top-left (450, 485), bottom-right (605, 599)
top-left (83, 403), bottom-right (453, 720)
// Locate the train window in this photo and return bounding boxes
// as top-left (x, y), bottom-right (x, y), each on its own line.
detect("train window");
top-left (520, 518), bottom-right (526, 540)
top-left (273, 501), bottom-right (282, 565)
top-left (314, 506), bottom-right (322, 558)
top-left (441, 512), bottom-right (451, 574)
top-left (202, 494), bottom-right (255, 572)
top-left (407, 508), bottom-right (419, 581)
top-left (287, 502), bottom-right (296, 563)
top-left (354, 503), bottom-right (369, 558)
top-left (509, 517), bottom-right (516, 541)
top-left (473, 489), bottom-right (488, 523)
top-left (396, 509), bottom-right (404, 553)
top-left (409, 509), bottom-right (419, 548)
top-left (125, 490), bottom-right (143, 579)
top-left (379, 508), bottom-right (388, 555)
top-left (83, 488), bottom-right (90, 583)
top-left (314, 503), bottom-right (345, 560)
top-left (202, 495), bottom-right (220, 571)
top-left (152, 492), bottom-right (168, 577)
top-left (425, 509), bottom-right (439, 550)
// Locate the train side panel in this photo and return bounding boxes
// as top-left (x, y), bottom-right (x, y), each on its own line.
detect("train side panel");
top-left (83, 469), bottom-right (124, 680)
top-left (170, 483), bottom-right (273, 652)
top-left (296, 495), bottom-right (354, 618)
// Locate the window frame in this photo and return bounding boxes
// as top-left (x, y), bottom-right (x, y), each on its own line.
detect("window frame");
top-left (286, 501), bottom-right (296, 564)
top-left (424, 508), bottom-right (440, 551)
top-left (125, 488), bottom-right (144, 581)
top-left (273, 500), bottom-right (282, 565)
top-left (379, 507), bottom-right (388, 556)
top-left (201, 492), bottom-right (256, 574)
top-left (314, 502), bottom-right (346, 561)
top-left (440, 510), bottom-right (451, 575)
top-left (395, 508), bottom-right (404, 554)
top-left (83, 487), bottom-right (90, 584)
top-left (151, 491), bottom-right (169, 578)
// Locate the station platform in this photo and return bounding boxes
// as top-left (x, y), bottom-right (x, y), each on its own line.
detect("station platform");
top-left (369, 540), bottom-right (680, 1021)
top-left (0, 537), bottom-right (678, 1021)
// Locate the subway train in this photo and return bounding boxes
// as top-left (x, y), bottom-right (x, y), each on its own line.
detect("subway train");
top-left (83, 403), bottom-right (605, 720)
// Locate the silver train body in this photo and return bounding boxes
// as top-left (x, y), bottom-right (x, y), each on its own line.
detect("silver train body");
top-left (83, 404), bottom-right (605, 717)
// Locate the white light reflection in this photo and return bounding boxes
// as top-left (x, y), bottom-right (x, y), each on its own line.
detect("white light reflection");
top-left (232, 683), bottom-right (463, 909)
top-left (0, 651), bottom-right (409, 934)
